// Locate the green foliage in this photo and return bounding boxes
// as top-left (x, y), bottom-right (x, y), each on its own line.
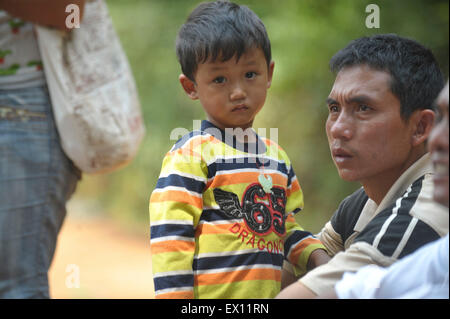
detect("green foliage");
top-left (75, 0), bottom-right (449, 233)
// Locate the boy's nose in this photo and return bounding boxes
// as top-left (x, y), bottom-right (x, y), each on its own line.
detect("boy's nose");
top-left (230, 85), bottom-right (247, 101)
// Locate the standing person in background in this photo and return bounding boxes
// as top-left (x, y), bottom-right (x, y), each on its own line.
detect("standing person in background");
top-left (0, 0), bottom-right (85, 298)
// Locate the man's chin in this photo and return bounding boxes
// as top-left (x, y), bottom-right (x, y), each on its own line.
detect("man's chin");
top-left (337, 169), bottom-right (360, 182)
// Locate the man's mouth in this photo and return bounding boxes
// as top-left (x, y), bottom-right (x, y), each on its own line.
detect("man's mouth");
top-left (332, 148), bottom-right (353, 163)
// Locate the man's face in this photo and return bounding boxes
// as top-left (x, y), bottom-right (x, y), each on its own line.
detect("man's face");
top-left (429, 82), bottom-right (449, 207)
top-left (189, 48), bottom-right (274, 130)
top-left (325, 65), bottom-right (417, 187)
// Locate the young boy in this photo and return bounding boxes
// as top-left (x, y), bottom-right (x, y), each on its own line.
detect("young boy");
top-left (149, 0), bottom-right (329, 299)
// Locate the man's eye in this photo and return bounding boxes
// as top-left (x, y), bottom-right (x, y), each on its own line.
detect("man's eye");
top-left (213, 76), bottom-right (226, 84)
top-left (328, 105), bottom-right (339, 113)
top-left (245, 72), bottom-right (257, 79)
top-left (358, 104), bottom-right (371, 112)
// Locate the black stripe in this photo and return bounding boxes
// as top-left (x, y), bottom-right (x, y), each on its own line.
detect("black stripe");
top-left (207, 159), bottom-right (289, 179)
top-left (193, 251), bottom-right (284, 271)
top-left (330, 187), bottom-right (368, 244)
top-left (200, 209), bottom-right (239, 223)
top-left (400, 219), bottom-right (440, 258)
top-left (154, 274), bottom-right (193, 291)
top-left (150, 223), bottom-right (194, 240)
top-left (354, 176), bottom-right (428, 257)
top-left (155, 174), bottom-right (206, 194)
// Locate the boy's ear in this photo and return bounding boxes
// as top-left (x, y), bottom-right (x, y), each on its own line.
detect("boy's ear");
top-left (267, 61), bottom-right (275, 89)
top-left (411, 109), bottom-right (435, 147)
top-left (179, 74), bottom-right (198, 100)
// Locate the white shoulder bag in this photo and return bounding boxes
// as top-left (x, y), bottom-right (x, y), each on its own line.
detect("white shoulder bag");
top-left (36, 0), bottom-right (145, 174)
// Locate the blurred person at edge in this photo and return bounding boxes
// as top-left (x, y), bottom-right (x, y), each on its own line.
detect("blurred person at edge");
top-left (0, 0), bottom-right (85, 298)
top-left (329, 81), bottom-right (449, 299)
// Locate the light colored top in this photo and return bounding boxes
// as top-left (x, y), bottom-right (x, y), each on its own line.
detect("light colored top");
top-left (0, 11), bottom-right (45, 89)
top-left (336, 234), bottom-right (449, 299)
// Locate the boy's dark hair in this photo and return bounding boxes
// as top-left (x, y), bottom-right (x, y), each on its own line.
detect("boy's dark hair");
top-left (329, 34), bottom-right (444, 119)
top-left (176, 0), bottom-right (271, 81)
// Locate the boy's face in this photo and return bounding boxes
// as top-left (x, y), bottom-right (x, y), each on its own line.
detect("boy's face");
top-left (180, 48), bottom-right (274, 130)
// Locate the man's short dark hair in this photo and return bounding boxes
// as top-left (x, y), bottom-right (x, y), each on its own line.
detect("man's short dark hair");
top-left (329, 34), bottom-right (445, 119)
top-left (176, 0), bottom-right (271, 81)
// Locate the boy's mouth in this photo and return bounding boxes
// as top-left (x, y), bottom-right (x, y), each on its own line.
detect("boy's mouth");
top-left (232, 104), bottom-right (249, 112)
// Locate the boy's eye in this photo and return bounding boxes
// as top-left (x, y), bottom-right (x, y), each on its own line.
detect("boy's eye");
top-left (213, 76), bottom-right (226, 84)
top-left (245, 72), bottom-right (257, 79)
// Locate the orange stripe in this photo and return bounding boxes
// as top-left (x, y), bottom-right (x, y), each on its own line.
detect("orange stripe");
top-left (207, 172), bottom-right (287, 188)
top-left (195, 222), bottom-right (239, 236)
top-left (290, 180), bottom-right (302, 192)
top-left (285, 214), bottom-right (296, 223)
top-left (151, 240), bottom-right (195, 254)
top-left (195, 268), bottom-right (280, 286)
top-left (156, 290), bottom-right (194, 299)
top-left (260, 138), bottom-right (282, 150)
top-left (150, 190), bottom-right (202, 209)
top-left (288, 237), bottom-right (322, 264)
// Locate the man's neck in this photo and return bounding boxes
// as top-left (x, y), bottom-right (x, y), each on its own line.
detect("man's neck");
top-left (362, 149), bottom-right (427, 205)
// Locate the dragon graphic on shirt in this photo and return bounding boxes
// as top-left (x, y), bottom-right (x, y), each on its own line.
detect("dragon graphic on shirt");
top-left (213, 183), bottom-right (287, 236)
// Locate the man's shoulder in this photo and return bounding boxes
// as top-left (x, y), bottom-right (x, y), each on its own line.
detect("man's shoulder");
top-left (354, 174), bottom-right (445, 259)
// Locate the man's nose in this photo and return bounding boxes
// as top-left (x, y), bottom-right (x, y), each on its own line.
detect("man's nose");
top-left (328, 112), bottom-right (353, 140)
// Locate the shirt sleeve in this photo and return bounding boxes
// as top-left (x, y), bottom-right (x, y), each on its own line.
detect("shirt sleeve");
top-left (149, 147), bottom-right (207, 299)
top-left (283, 165), bottom-right (326, 277)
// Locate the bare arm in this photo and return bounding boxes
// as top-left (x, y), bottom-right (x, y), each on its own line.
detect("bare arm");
top-left (276, 281), bottom-right (317, 299)
top-left (0, 0), bottom-right (85, 31)
top-left (307, 248), bottom-right (331, 269)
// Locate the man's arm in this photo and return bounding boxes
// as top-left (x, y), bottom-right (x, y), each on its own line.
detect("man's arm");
top-left (276, 281), bottom-right (317, 299)
top-left (0, 0), bottom-right (85, 31)
top-left (307, 248), bottom-right (331, 269)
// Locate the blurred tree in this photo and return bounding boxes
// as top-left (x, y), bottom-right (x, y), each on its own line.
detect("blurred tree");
top-left (75, 0), bottom-right (448, 233)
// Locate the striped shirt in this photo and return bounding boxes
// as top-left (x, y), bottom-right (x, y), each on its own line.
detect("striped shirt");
top-left (149, 120), bottom-right (325, 299)
top-left (299, 153), bottom-right (449, 296)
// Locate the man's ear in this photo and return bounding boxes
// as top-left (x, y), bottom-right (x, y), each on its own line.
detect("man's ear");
top-left (267, 61), bottom-right (275, 89)
top-left (179, 74), bottom-right (198, 100)
top-left (411, 109), bottom-right (435, 147)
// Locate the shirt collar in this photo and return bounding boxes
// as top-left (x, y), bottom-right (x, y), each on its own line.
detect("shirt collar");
top-left (200, 120), bottom-right (267, 155)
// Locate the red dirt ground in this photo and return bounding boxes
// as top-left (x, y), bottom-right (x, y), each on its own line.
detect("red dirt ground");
top-left (48, 212), bottom-right (155, 299)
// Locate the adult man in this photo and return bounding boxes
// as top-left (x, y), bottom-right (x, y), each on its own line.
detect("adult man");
top-left (277, 34), bottom-right (448, 298)
top-left (333, 81), bottom-right (449, 299)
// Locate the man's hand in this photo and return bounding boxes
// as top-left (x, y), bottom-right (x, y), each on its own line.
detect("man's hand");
top-left (0, 0), bottom-right (85, 31)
